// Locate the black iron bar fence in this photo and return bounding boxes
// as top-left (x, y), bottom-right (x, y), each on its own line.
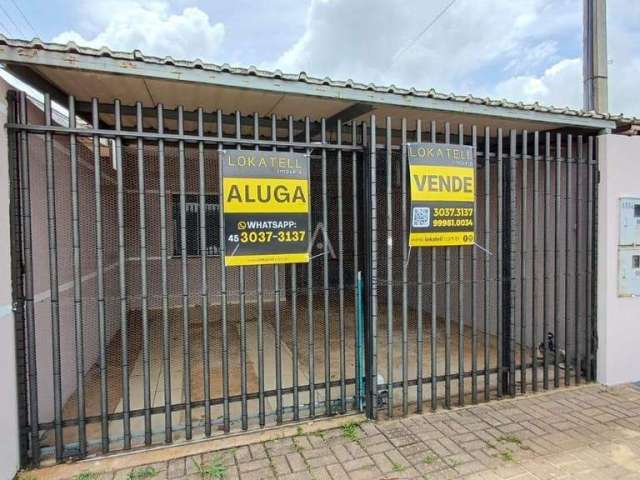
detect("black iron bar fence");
top-left (8, 90), bottom-right (598, 466)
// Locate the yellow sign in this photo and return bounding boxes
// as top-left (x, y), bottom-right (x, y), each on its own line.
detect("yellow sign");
top-left (223, 177), bottom-right (309, 213)
top-left (222, 150), bottom-right (311, 266)
top-left (408, 143), bottom-right (475, 247)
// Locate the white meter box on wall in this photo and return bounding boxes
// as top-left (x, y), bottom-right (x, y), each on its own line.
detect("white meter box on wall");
top-left (618, 197), bottom-right (640, 297)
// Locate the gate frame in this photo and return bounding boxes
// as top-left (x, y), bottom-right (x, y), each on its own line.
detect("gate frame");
top-left (6, 88), bottom-right (602, 468)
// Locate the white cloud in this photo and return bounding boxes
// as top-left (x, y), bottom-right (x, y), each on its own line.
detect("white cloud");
top-left (270, 0), bottom-right (639, 116)
top-left (485, 0), bottom-right (640, 115)
top-left (492, 58), bottom-right (583, 109)
top-left (53, 1), bottom-right (225, 61)
top-left (271, 0), bottom-right (577, 92)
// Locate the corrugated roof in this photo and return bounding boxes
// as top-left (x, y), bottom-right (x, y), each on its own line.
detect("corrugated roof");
top-left (1, 35), bottom-right (637, 126)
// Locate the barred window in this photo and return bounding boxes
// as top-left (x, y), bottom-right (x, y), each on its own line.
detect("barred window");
top-left (172, 194), bottom-right (220, 256)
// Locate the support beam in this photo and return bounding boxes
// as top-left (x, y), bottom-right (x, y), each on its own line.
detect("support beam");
top-left (294, 102), bottom-right (373, 141)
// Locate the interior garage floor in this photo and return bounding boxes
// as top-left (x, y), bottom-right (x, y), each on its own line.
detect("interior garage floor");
top-left (45, 297), bottom-right (565, 457)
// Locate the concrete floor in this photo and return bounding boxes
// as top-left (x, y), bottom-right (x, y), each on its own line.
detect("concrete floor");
top-left (45, 298), bottom-right (566, 457)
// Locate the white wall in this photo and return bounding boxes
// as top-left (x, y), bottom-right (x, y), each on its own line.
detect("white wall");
top-left (0, 80), bottom-right (21, 480)
top-left (597, 133), bottom-right (640, 385)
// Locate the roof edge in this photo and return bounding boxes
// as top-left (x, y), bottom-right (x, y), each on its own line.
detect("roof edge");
top-left (0, 35), bottom-right (630, 130)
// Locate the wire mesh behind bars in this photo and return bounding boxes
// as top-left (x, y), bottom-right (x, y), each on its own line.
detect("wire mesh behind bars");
top-left (9, 93), bottom-right (598, 465)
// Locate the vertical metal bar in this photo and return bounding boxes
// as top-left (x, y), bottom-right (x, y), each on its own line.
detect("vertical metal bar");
top-left (564, 135), bottom-right (572, 387)
top-left (509, 129), bottom-right (517, 397)
top-left (271, 114), bottom-right (283, 425)
top-left (198, 108), bottom-right (211, 436)
top-left (586, 137), bottom-right (595, 381)
top-left (255, 114), bottom-right (265, 428)
top-left (337, 119), bottom-right (346, 414)
top-left (402, 118), bottom-right (414, 414)
top-left (115, 99), bottom-right (131, 449)
top-left (554, 133), bottom-right (561, 388)
top-left (157, 104), bottom-right (172, 443)
top-left (321, 118), bottom-right (331, 416)
top-left (91, 99), bottom-right (109, 453)
top-left (483, 127), bottom-right (491, 402)
top-left (68, 96), bottom-right (87, 455)
top-left (236, 111), bottom-right (248, 430)
top-left (521, 131), bottom-right (528, 394)
top-left (428, 121), bottom-right (437, 411)
top-left (18, 91), bottom-right (40, 465)
top-left (369, 116), bottom-right (378, 419)
top-left (385, 116), bottom-right (394, 418)
top-left (458, 123), bottom-right (465, 406)
top-left (217, 110), bottom-right (230, 432)
top-left (352, 121), bottom-right (360, 410)
top-left (532, 132), bottom-right (539, 392)
top-left (444, 121), bottom-right (451, 409)
top-left (575, 136), bottom-right (583, 385)
top-left (289, 116), bottom-right (300, 421)
top-left (543, 132), bottom-right (551, 390)
top-left (399, 120), bottom-right (408, 418)
top-left (305, 116), bottom-right (315, 419)
top-left (178, 105), bottom-right (192, 438)
top-left (471, 125), bottom-right (478, 404)
top-left (136, 102), bottom-right (152, 445)
top-left (8, 92), bottom-right (29, 465)
top-left (44, 93), bottom-right (64, 460)
top-left (496, 128), bottom-right (503, 397)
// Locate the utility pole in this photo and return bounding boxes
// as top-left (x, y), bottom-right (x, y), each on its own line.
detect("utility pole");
top-left (583, 0), bottom-right (608, 113)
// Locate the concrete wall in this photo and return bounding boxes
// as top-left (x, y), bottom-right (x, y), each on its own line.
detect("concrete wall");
top-left (597, 134), bottom-right (640, 385)
top-left (0, 79), bottom-right (20, 480)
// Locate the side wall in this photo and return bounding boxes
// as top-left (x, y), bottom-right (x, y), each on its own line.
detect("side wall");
top-left (597, 134), bottom-right (640, 385)
top-left (0, 82), bottom-right (21, 480)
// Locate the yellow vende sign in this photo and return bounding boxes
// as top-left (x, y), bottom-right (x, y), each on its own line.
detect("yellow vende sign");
top-left (408, 143), bottom-right (476, 247)
top-left (221, 150), bottom-right (311, 266)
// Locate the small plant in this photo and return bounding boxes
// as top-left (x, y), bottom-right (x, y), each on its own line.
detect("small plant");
top-left (193, 456), bottom-right (227, 479)
top-left (311, 430), bottom-right (326, 440)
top-left (127, 466), bottom-right (158, 480)
top-left (295, 425), bottom-right (304, 436)
top-left (423, 453), bottom-right (437, 465)
top-left (392, 462), bottom-right (405, 472)
top-left (292, 437), bottom-right (305, 453)
top-left (74, 472), bottom-right (101, 480)
top-left (447, 458), bottom-right (461, 468)
top-left (342, 421), bottom-right (359, 441)
top-left (499, 450), bottom-right (514, 462)
top-left (497, 434), bottom-right (521, 445)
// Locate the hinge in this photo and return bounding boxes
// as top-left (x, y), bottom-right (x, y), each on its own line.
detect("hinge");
top-left (596, 169), bottom-right (601, 184)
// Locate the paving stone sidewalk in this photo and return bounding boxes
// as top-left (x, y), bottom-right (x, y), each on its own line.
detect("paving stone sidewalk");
top-left (105, 384), bottom-right (640, 479)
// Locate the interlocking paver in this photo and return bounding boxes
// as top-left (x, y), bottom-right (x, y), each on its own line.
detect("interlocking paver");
top-left (66, 384), bottom-right (640, 480)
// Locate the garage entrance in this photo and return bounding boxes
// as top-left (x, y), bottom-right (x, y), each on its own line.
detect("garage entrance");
top-left (9, 89), bottom-right (598, 465)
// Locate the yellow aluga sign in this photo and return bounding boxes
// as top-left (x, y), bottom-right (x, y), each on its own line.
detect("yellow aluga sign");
top-left (408, 143), bottom-right (476, 247)
top-left (221, 150), bottom-right (311, 266)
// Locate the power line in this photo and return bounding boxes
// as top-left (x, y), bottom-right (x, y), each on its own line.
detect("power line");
top-left (0, 2), bottom-right (24, 37)
top-left (392, 0), bottom-right (457, 62)
top-left (9, 0), bottom-right (37, 36)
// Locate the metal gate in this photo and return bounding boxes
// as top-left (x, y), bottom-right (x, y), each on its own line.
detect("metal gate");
top-left (7, 90), bottom-right (598, 466)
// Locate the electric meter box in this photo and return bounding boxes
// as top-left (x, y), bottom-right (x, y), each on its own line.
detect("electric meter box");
top-left (618, 247), bottom-right (640, 297)
top-left (618, 197), bottom-right (640, 297)
top-left (619, 197), bottom-right (640, 246)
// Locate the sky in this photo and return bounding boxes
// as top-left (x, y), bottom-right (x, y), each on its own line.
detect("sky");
top-left (3, 0), bottom-right (640, 117)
